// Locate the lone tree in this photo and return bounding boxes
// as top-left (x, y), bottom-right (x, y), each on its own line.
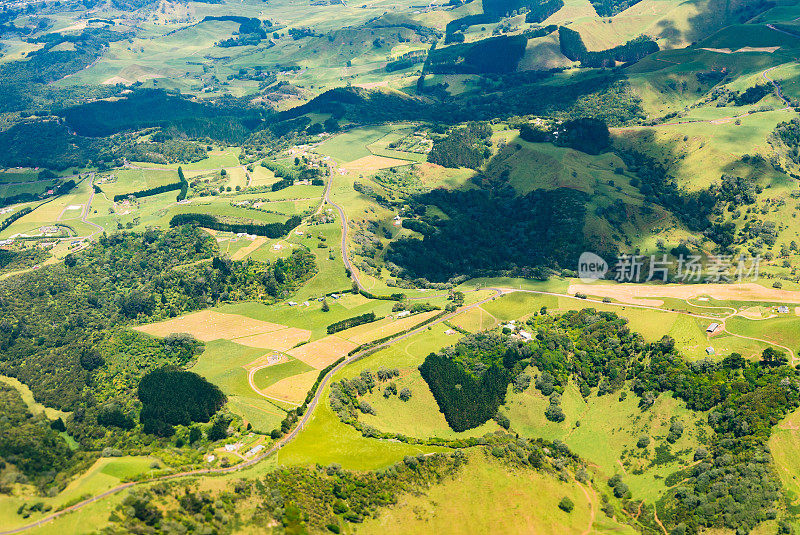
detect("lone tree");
top-left (558, 497), bottom-right (574, 513)
top-left (399, 387), bottom-right (412, 401)
top-left (761, 347), bottom-right (788, 367)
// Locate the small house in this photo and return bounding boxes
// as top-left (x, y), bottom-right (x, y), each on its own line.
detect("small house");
top-left (705, 347), bottom-right (715, 355)
top-left (706, 323), bottom-right (719, 333)
top-left (247, 444), bottom-right (265, 457)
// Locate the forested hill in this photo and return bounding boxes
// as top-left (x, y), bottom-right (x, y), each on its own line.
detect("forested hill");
top-left (385, 187), bottom-right (601, 283)
top-left (60, 89), bottom-right (268, 142)
top-left (0, 227), bottom-right (315, 490)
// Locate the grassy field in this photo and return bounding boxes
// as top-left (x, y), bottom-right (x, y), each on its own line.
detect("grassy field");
top-left (251, 358), bottom-right (314, 390)
top-left (0, 456), bottom-right (160, 532)
top-left (360, 451), bottom-right (631, 535)
top-left (504, 382), bottom-right (708, 503)
top-left (190, 339), bottom-right (288, 431)
top-left (769, 408), bottom-right (800, 514)
top-left (97, 169), bottom-right (179, 198)
top-left (317, 126), bottom-right (397, 163)
top-left (275, 382), bottom-right (446, 470)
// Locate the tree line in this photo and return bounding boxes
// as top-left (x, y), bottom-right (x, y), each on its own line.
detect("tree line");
top-left (327, 312), bottom-right (379, 334)
top-left (170, 213), bottom-right (302, 238)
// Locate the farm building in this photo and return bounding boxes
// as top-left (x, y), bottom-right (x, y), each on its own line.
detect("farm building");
top-left (706, 347), bottom-right (715, 355)
top-left (706, 323), bottom-right (719, 333)
top-left (778, 306), bottom-right (790, 314)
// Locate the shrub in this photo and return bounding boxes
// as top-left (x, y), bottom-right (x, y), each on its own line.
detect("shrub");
top-left (558, 497), bottom-right (575, 513)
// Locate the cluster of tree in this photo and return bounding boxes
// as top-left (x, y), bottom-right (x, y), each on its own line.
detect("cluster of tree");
top-left (554, 117), bottom-right (610, 154)
top-left (520, 117), bottom-right (610, 154)
top-left (617, 148), bottom-right (717, 234)
top-left (770, 118), bottom-right (800, 169)
top-left (427, 122), bottom-right (492, 169)
top-left (386, 55), bottom-right (426, 72)
top-left (0, 383), bottom-right (75, 491)
top-left (169, 213), bottom-right (302, 238)
top-left (589, 0), bottom-right (643, 16)
top-left (137, 368), bottom-right (226, 437)
top-left (386, 186), bottom-right (593, 283)
top-left (522, 24), bottom-right (558, 37)
top-left (523, 309), bottom-right (800, 533)
top-left (206, 16), bottom-right (271, 47)
top-left (420, 352), bottom-right (511, 431)
top-left (0, 246), bottom-right (50, 275)
top-left (481, 0), bottom-right (558, 17)
top-left (278, 68), bottom-right (641, 130)
top-left (426, 35), bottom-right (528, 74)
top-left (525, 0), bottom-right (563, 22)
top-left (177, 166), bottom-right (188, 201)
top-left (260, 159), bottom-right (301, 181)
top-left (444, 14), bottom-right (499, 38)
top-left (115, 139), bottom-right (207, 165)
top-left (559, 27), bottom-right (658, 67)
top-left (0, 120), bottom-right (109, 170)
top-left (327, 312), bottom-right (378, 334)
top-left (732, 84), bottom-right (772, 106)
top-left (0, 27), bottom-right (126, 86)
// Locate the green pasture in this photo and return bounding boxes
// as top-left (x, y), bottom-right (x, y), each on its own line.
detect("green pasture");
top-left (252, 358), bottom-right (313, 390)
top-left (218, 293), bottom-right (395, 340)
top-left (504, 381), bottom-right (707, 503)
top-left (0, 456), bottom-right (159, 533)
top-left (317, 126), bottom-right (396, 163)
top-left (97, 168), bottom-right (179, 198)
top-left (190, 339), bottom-right (288, 431)
top-left (359, 451), bottom-right (633, 535)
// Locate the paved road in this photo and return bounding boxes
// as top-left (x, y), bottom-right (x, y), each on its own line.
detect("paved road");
top-left (323, 162), bottom-right (364, 291)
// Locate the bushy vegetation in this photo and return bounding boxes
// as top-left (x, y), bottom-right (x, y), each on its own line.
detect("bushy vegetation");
top-left (0, 383), bottom-right (75, 491)
top-left (427, 122), bottom-right (492, 169)
top-left (109, 452), bottom-right (468, 532)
